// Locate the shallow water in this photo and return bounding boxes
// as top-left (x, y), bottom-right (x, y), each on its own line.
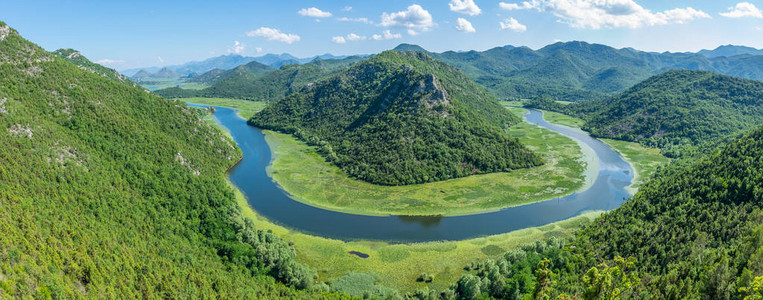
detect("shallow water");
top-left (191, 104), bottom-right (633, 242)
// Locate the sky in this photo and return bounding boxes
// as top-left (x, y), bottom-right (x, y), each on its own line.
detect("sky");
top-left (3, 0), bottom-right (763, 70)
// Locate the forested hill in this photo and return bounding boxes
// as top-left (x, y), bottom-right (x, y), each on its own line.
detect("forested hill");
top-left (399, 41), bottom-right (763, 101)
top-left (0, 22), bottom-right (334, 298)
top-left (448, 123), bottom-right (763, 299)
top-left (188, 60), bottom-right (273, 85)
top-left (250, 50), bottom-right (542, 186)
top-left (155, 56), bottom-right (364, 101)
top-left (572, 70), bottom-right (763, 156)
top-left (52, 48), bottom-right (139, 88)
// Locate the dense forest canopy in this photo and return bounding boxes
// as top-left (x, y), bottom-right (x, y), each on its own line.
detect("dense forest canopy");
top-left (563, 70), bottom-right (763, 157)
top-left (0, 21), bottom-right (339, 298)
top-left (438, 123), bottom-right (763, 299)
top-left (251, 50), bottom-right (542, 185)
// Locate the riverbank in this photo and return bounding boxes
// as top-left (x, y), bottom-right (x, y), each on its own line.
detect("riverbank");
top-left (533, 109), bottom-right (670, 193)
top-left (262, 108), bottom-right (592, 216)
top-left (229, 178), bottom-right (601, 293)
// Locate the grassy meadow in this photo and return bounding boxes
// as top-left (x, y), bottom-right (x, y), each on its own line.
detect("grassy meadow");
top-left (263, 110), bottom-right (591, 216)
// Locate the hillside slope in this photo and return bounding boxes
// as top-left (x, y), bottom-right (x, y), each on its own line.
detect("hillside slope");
top-left (52, 48), bottom-right (139, 88)
top-left (449, 124), bottom-right (763, 299)
top-left (0, 22), bottom-right (331, 298)
top-left (575, 70), bottom-right (763, 155)
top-left (251, 51), bottom-right (541, 185)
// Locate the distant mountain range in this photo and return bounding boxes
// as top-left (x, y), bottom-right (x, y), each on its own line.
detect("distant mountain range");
top-left (123, 53), bottom-right (354, 77)
top-left (391, 43), bottom-right (763, 101)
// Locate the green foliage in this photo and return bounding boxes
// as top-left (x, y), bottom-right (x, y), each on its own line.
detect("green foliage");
top-left (251, 50), bottom-right (542, 185)
top-left (155, 56), bottom-right (363, 101)
top-left (571, 70), bottom-right (763, 157)
top-left (52, 48), bottom-right (140, 88)
top-left (0, 21), bottom-right (336, 298)
top-left (446, 124), bottom-right (763, 299)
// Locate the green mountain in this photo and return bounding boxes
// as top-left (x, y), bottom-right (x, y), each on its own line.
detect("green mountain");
top-left (250, 51), bottom-right (542, 185)
top-left (396, 42), bottom-right (763, 102)
top-left (155, 56), bottom-right (364, 101)
top-left (574, 70), bottom-right (763, 156)
top-left (449, 124), bottom-right (763, 299)
top-left (698, 44), bottom-right (763, 58)
top-left (52, 48), bottom-right (139, 88)
top-left (188, 60), bottom-right (273, 85)
top-left (0, 21), bottom-right (329, 298)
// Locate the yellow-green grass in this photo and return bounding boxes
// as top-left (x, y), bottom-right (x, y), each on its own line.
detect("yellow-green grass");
top-left (263, 112), bottom-right (591, 216)
top-left (230, 179), bottom-right (601, 293)
top-left (555, 100), bottom-right (574, 105)
top-left (540, 110), bottom-right (586, 128)
top-left (600, 138), bottom-right (671, 193)
top-left (178, 82), bottom-right (210, 90)
top-left (181, 97), bottom-right (267, 119)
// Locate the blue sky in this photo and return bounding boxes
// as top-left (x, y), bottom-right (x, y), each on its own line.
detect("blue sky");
top-left (3, 0), bottom-right (763, 70)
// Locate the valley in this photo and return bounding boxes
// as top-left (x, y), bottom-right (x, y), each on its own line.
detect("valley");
top-left (3, 2), bottom-right (763, 297)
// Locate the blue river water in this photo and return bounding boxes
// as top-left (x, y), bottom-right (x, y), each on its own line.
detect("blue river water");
top-left (191, 104), bottom-right (633, 242)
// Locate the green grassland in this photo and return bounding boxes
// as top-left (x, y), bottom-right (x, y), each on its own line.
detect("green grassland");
top-left (180, 97), bottom-right (267, 119)
top-left (527, 108), bottom-right (669, 193)
top-left (232, 179), bottom-right (601, 294)
top-left (263, 110), bottom-right (591, 216)
top-left (601, 138), bottom-right (671, 193)
top-left (137, 77), bottom-right (209, 91)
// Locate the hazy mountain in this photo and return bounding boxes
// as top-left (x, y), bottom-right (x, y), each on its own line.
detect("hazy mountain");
top-left (698, 44), bottom-right (763, 58)
top-left (156, 56), bottom-right (365, 101)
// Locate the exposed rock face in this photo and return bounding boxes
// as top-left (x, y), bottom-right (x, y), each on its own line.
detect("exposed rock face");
top-left (8, 124), bottom-right (33, 138)
top-left (0, 25), bottom-right (10, 41)
top-left (0, 97), bottom-right (7, 114)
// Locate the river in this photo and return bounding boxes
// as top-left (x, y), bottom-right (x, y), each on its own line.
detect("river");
top-left (191, 104), bottom-right (633, 242)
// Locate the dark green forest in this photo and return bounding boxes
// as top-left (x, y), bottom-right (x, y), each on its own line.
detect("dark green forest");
top-left (250, 50), bottom-right (542, 185)
top-left (435, 123), bottom-right (763, 299)
top-left (564, 70), bottom-right (763, 157)
top-left (0, 22), bottom-right (341, 299)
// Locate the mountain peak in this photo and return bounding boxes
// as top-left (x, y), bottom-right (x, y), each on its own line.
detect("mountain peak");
top-left (393, 43), bottom-right (427, 52)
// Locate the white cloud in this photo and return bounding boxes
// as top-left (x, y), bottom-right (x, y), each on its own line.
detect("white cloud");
top-left (246, 27), bottom-right (301, 44)
top-left (449, 0), bottom-right (482, 16)
top-left (342, 6), bottom-right (353, 12)
top-left (500, 17), bottom-right (527, 32)
top-left (720, 2), bottom-right (763, 18)
top-left (94, 58), bottom-right (124, 65)
top-left (407, 29), bottom-right (419, 36)
top-left (331, 36), bottom-right (346, 44)
top-left (498, 0), bottom-right (709, 29)
top-left (337, 17), bottom-right (373, 24)
top-left (298, 7), bottom-right (332, 18)
top-left (332, 33), bottom-right (368, 44)
top-left (455, 18), bottom-right (476, 32)
top-left (380, 4), bottom-right (435, 31)
top-left (228, 41), bottom-right (245, 54)
top-left (371, 30), bottom-right (402, 40)
top-left (346, 33), bottom-right (366, 41)
top-left (499, 1), bottom-right (538, 10)
top-left (157, 56), bottom-right (164, 63)
top-left (255, 47), bottom-right (263, 53)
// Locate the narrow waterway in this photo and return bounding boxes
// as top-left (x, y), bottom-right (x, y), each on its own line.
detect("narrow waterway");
top-left (192, 104), bottom-right (633, 242)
